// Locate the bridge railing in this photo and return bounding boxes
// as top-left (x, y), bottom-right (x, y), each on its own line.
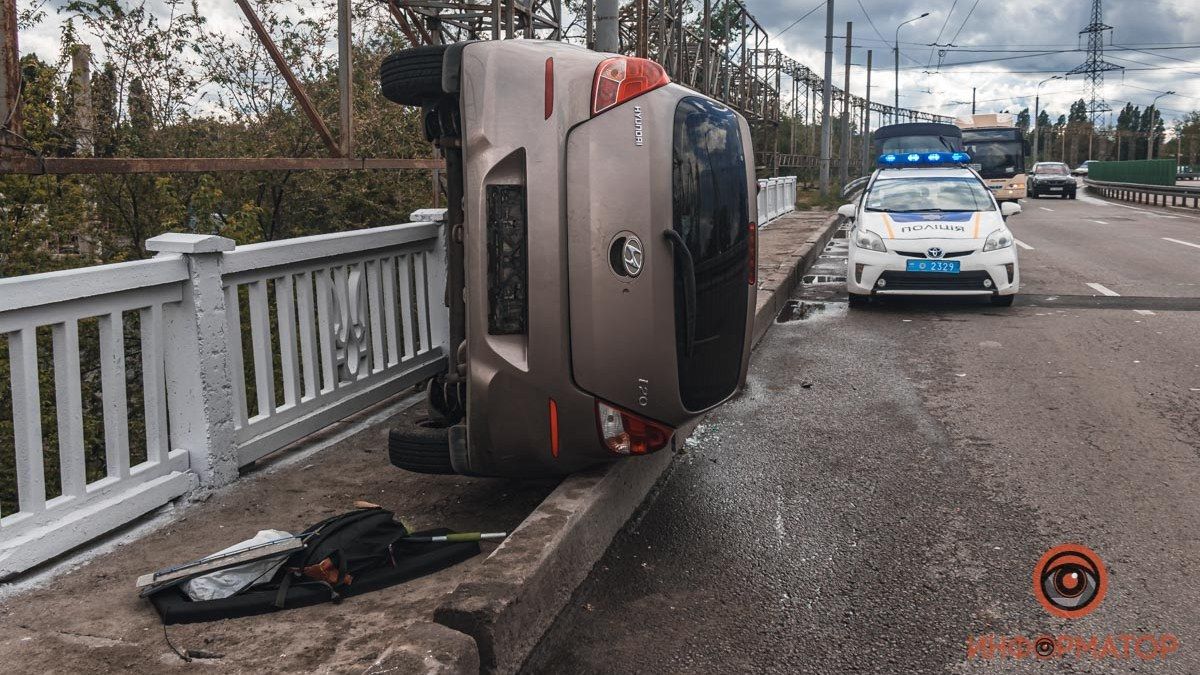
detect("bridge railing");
top-left (1084, 178), bottom-right (1200, 209)
top-left (0, 214), bottom-right (448, 577)
top-left (758, 176), bottom-right (797, 224)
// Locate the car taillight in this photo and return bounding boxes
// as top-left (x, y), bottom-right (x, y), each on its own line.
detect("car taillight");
top-left (591, 56), bottom-right (670, 116)
top-left (596, 400), bottom-right (673, 455)
top-left (747, 221), bottom-right (757, 285)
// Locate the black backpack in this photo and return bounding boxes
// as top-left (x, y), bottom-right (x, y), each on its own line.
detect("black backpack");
top-left (148, 508), bottom-right (479, 625)
top-left (284, 507), bottom-right (410, 592)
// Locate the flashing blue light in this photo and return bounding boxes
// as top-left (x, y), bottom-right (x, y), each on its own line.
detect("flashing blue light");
top-left (876, 151), bottom-right (973, 167)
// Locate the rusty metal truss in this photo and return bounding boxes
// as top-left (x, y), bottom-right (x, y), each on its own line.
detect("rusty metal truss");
top-left (0, 0), bottom-right (951, 177)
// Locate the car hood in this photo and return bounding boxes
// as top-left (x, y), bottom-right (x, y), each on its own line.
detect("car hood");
top-left (860, 210), bottom-right (1006, 241)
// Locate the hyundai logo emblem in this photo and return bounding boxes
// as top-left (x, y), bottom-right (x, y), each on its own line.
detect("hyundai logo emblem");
top-left (622, 235), bottom-right (644, 277)
top-left (926, 247), bottom-right (945, 259)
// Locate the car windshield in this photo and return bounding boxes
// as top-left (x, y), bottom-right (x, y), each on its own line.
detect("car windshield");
top-left (964, 141), bottom-right (1023, 176)
top-left (1035, 165), bottom-right (1069, 175)
top-left (864, 177), bottom-right (996, 213)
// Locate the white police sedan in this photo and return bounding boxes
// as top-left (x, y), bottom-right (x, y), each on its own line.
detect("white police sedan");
top-left (839, 152), bottom-right (1021, 308)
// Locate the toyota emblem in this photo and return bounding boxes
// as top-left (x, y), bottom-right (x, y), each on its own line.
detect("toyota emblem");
top-left (926, 246), bottom-right (945, 259)
top-left (622, 235), bottom-right (645, 277)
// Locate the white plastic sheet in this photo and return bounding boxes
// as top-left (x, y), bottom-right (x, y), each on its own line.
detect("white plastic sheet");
top-left (182, 529), bottom-right (294, 601)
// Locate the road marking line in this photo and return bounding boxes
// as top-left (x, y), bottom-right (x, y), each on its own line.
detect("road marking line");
top-left (1088, 220), bottom-right (1109, 225)
top-left (1085, 282), bottom-right (1157, 316)
top-left (1039, 207), bottom-right (1054, 212)
top-left (1086, 282), bottom-right (1120, 297)
top-left (1014, 239), bottom-right (1034, 250)
top-left (1163, 237), bottom-right (1200, 250)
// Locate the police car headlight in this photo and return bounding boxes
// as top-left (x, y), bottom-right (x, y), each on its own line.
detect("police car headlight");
top-left (983, 228), bottom-right (1013, 251)
top-left (853, 228), bottom-right (887, 252)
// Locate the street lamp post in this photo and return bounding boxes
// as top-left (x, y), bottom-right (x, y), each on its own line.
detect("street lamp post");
top-left (893, 12), bottom-right (929, 124)
top-left (1032, 75), bottom-right (1061, 163)
top-left (1148, 91), bottom-right (1175, 160)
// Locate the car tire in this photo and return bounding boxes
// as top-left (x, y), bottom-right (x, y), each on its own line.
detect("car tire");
top-left (990, 294), bottom-right (1015, 307)
top-left (380, 45), bottom-right (448, 106)
top-left (388, 417), bottom-right (456, 474)
top-left (848, 293), bottom-right (870, 309)
top-left (1029, 189), bottom-right (1039, 198)
top-left (1068, 192), bottom-right (1076, 200)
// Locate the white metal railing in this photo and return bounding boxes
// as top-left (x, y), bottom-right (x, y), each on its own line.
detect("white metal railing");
top-left (757, 176), bottom-right (797, 225)
top-left (0, 213), bottom-right (447, 576)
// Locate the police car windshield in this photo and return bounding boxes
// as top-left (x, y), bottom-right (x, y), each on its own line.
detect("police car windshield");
top-left (864, 177), bottom-right (995, 213)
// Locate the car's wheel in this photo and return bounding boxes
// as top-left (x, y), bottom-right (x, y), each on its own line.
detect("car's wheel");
top-left (388, 417), bottom-right (456, 474)
top-left (1068, 192), bottom-right (1077, 200)
top-left (990, 294), bottom-right (1015, 307)
top-left (848, 293), bottom-right (870, 309)
top-left (380, 45), bottom-right (448, 106)
top-left (1029, 189), bottom-right (1039, 198)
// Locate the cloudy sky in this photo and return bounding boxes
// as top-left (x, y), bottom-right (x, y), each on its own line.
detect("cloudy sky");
top-left (748, 0), bottom-right (1200, 126)
top-left (15, 0), bottom-right (1200, 126)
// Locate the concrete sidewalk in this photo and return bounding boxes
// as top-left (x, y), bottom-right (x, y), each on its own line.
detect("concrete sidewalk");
top-left (0, 209), bottom-right (839, 674)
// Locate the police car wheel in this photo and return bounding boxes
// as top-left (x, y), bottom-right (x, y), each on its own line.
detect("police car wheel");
top-left (990, 294), bottom-right (1015, 307)
top-left (848, 293), bottom-right (870, 308)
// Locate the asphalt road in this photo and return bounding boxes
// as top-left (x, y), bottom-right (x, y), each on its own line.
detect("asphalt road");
top-left (522, 190), bottom-right (1200, 673)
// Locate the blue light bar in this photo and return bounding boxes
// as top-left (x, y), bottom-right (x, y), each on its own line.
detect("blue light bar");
top-left (877, 151), bottom-right (972, 167)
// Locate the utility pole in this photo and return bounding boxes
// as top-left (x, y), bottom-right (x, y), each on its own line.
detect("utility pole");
top-left (1148, 91), bottom-right (1174, 160)
top-left (0, 0), bottom-right (20, 154)
top-left (862, 49), bottom-right (872, 174)
top-left (819, 0), bottom-right (834, 197)
top-left (971, 87), bottom-right (976, 115)
top-left (894, 12), bottom-right (928, 125)
top-left (838, 21), bottom-right (852, 187)
top-left (596, 0), bottom-right (618, 52)
top-left (1032, 76), bottom-right (1060, 163)
top-left (1067, 0), bottom-right (1123, 124)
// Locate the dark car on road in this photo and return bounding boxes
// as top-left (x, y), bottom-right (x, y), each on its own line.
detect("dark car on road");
top-left (1028, 162), bottom-right (1077, 199)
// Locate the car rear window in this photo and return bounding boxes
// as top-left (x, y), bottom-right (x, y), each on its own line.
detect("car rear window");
top-left (671, 97), bottom-right (750, 411)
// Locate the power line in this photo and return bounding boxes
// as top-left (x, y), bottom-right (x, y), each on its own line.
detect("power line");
top-left (854, 0), bottom-right (887, 45)
top-left (944, 0), bottom-right (981, 50)
top-left (925, 0), bottom-right (959, 70)
top-left (774, 0), bottom-right (827, 39)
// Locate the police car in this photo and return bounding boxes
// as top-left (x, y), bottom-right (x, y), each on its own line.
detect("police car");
top-left (838, 152), bottom-right (1021, 307)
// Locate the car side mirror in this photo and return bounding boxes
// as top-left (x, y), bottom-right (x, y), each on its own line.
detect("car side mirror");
top-left (837, 204), bottom-right (857, 221)
top-left (1000, 202), bottom-right (1022, 218)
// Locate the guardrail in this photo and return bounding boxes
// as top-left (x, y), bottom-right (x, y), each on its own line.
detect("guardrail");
top-left (0, 214), bottom-right (447, 577)
top-left (1084, 178), bottom-right (1200, 209)
top-left (757, 176), bottom-right (798, 224)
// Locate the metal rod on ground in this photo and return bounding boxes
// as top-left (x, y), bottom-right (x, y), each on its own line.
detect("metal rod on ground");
top-left (402, 532), bottom-right (508, 543)
top-left (838, 21), bottom-right (852, 187)
top-left (818, 0), bottom-right (834, 197)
